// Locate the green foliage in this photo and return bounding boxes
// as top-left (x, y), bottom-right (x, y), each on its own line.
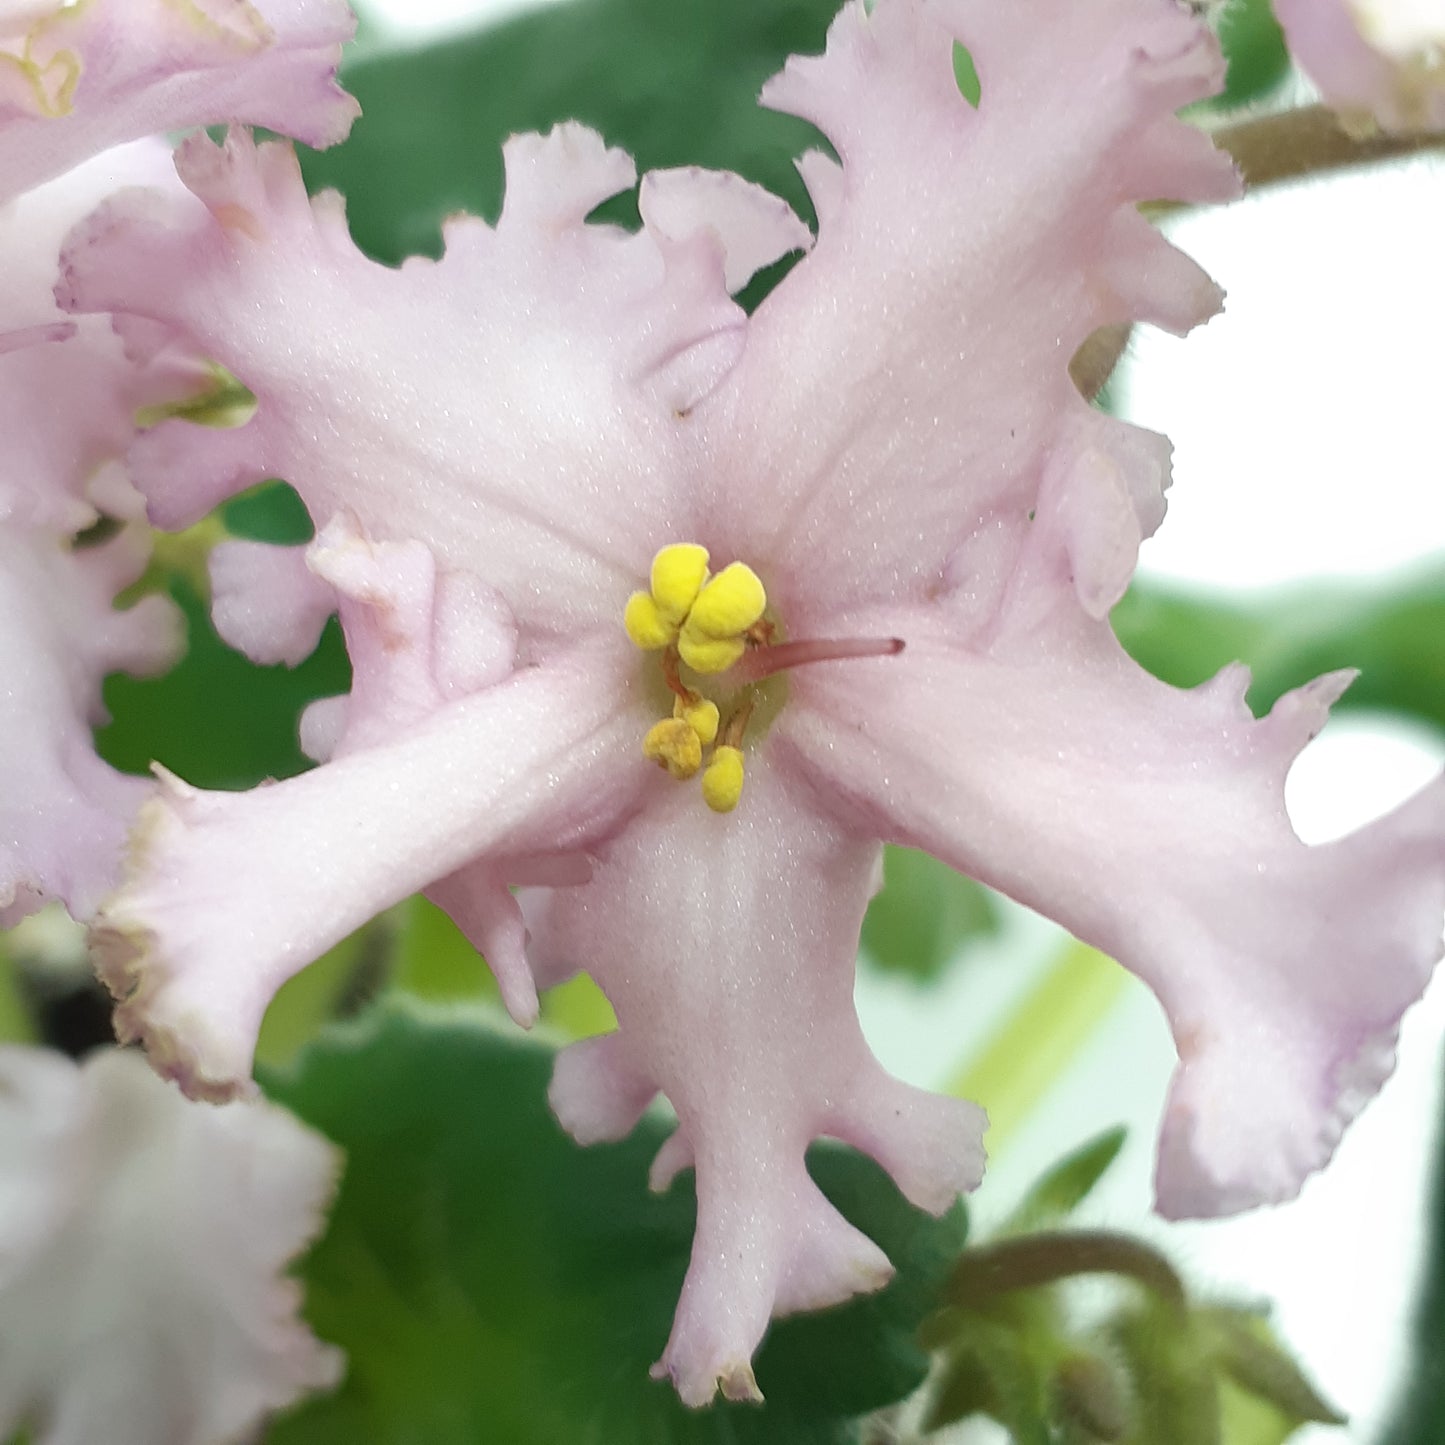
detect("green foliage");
top-left (861, 847), bottom-right (1000, 982)
top-left (1115, 568), bottom-right (1445, 735)
top-left (1215, 0), bottom-right (1291, 110)
top-left (1002, 1126), bottom-right (1128, 1234)
top-left (262, 1001), bottom-right (969, 1445)
top-left (917, 1139), bottom-right (1341, 1443)
top-left (97, 582), bottom-right (349, 789)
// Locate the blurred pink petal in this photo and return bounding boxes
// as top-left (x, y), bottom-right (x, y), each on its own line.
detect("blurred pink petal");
top-left (0, 0), bottom-right (357, 204)
top-left (0, 524), bottom-right (181, 927)
top-left (0, 140), bottom-right (211, 531)
top-left (0, 1045), bottom-right (341, 1445)
top-left (1276, 0), bottom-right (1445, 134)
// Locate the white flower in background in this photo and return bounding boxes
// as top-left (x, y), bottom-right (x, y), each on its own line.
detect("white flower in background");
top-left (0, 1045), bottom-right (342, 1445)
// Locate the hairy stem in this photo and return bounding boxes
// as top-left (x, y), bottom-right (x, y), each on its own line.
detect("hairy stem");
top-left (1212, 103), bottom-right (1444, 191)
top-left (942, 1229), bottom-right (1189, 1315)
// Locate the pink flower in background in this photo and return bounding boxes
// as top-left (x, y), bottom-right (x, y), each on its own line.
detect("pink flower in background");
top-left (1275, 0), bottom-right (1445, 133)
top-left (53, 0), bottom-right (1445, 1405)
top-left (0, 0), bottom-right (358, 923)
top-left (0, 521), bottom-right (180, 928)
top-left (0, 0), bottom-right (358, 204)
top-left (0, 1045), bottom-right (341, 1445)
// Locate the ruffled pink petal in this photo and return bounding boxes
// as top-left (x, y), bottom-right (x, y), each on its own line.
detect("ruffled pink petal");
top-left (425, 863), bottom-right (538, 1027)
top-left (0, 522), bottom-right (182, 927)
top-left (693, 0), bottom-right (1237, 621)
top-left (1276, 0), bottom-right (1445, 134)
top-left (209, 538), bottom-right (335, 666)
top-left (58, 124), bottom-right (807, 639)
top-left (779, 607), bottom-right (1445, 1219)
top-left (0, 0), bottom-right (357, 203)
top-left (638, 166), bottom-right (813, 294)
top-left (290, 514), bottom-right (540, 1027)
top-left (0, 140), bottom-right (210, 531)
top-left (92, 600), bottom-right (651, 1099)
top-left (527, 759), bottom-right (985, 1406)
top-left (0, 1045), bottom-right (341, 1445)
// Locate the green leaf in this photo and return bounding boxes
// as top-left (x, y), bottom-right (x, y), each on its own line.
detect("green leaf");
top-left (299, 0), bottom-right (840, 269)
top-left (861, 847), bottom-right (999, 981)
top-left (1215, 0), bottom-right (1291, 111)
top-left (1004, 1126), bottom-right (1127, 1234)
top-left (223, 480), bottom-right (316, 545)
top-left (262, 1001), bottom-right (968, 1445)
top-left (97, 580), bottom-right (349, 789)
top-left (1114, 568), bottom-right (1445, 734)
top-left (1199, 1307), bottom-right (1344, 1430)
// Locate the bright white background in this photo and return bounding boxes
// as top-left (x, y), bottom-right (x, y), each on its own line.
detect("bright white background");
top-left (365, 1), bottom-right (1445, 1437)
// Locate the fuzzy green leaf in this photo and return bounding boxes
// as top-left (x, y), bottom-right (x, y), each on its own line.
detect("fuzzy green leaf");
top-left (262, 1001), bottom-right (969, 1445)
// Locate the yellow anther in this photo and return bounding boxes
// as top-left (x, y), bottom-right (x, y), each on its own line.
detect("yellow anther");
top-left (686, 562), bottom-right (766, 639)
top-left (624, 591), bottom-right (674, 651)
top-left (642, 718), bottom-right (703, 780)
top-left (674, 695), bottom-right (720, 746)
top-left (676, 561), bottom-right (766, 674)
top-left (676, 632), bottom-right (747, 675)
top-left (702, 746), bottom-right (746, 813)
top-left (650, 543), bottom-right (711, 623)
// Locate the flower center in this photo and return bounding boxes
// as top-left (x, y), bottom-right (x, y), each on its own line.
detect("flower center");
top-left (624, 543), bottom-right (903, 814)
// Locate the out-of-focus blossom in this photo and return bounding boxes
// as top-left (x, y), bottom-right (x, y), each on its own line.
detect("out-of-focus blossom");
top-left (0, 0), bottom-right (359, 204)
top-left (0, 523), bottom-right (180, 928)
top-left (59, 0), bottom-right (1445, 1404)
top-left (0, 0), bottom-right (359, 922)
top-left (1275, 0), bottom-right (1445, 133)
top-left (0, 140), bottom-right (209, 532)
top-left (0, 1044), bottom-right (342, 1445)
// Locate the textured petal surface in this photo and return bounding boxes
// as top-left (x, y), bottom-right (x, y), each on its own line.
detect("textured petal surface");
top-left (91, 624), bottom-right (651, 1100)
top-left (0, 140), bottom-right (208, 531)
top-left (692, 0), bottom-right (1237, 623)
top-left (0, 0), bottom-right (357, 203)
top-left (1276, 0), bottom-right (1445, 133)
top-left (0, 1046), bottom-right (341, 1445)
top-left (58, 126), bottom-right (806, 640)
top-left (0, 523), bottom-right (181, 926)
top-left (528, 756), bottom-right (985, 1405)
top-left (209, 537), bottom-right (335, 666)
top-left (779, 606), bottom-right (1445, 1218)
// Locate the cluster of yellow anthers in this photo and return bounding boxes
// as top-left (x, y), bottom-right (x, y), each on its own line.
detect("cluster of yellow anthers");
top-left (624, 544), bottom-right (768, 814)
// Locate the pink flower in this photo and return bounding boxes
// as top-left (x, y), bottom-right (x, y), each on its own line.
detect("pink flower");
top-left (0, 521), bottom-right (181, 928)
top-left (0, 0), bottom-right (358, 204)
top-left (1275, 0), bottom-right (1445, 133)
top-left (59, 0), bottom-right (1445, 1404)
top-left (0, 0), bottom-right (359, 921)
top-left (0, 1045), bottom-right (342, 1445)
